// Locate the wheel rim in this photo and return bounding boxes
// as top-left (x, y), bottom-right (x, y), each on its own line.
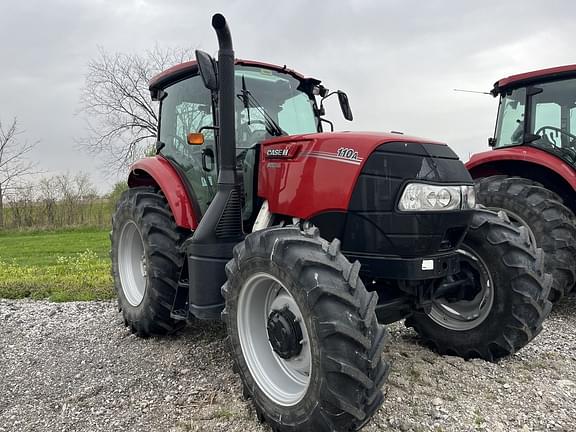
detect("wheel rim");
top-left (237, 272), bottom-right (311, 406)
top-left (118, 220), bottom-right (147, 307)
top-left (428, 248), bottom-right (494, 331)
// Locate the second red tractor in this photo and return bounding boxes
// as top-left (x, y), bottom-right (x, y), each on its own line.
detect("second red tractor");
top-left (467, 64), bottom-right (576, 302)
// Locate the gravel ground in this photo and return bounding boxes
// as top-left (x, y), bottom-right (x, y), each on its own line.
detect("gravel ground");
top-left (0, 295), bottom-right (574, 432)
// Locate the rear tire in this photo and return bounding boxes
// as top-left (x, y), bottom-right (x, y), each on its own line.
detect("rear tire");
top-left (406, 210), bottom-right (552, 361)
top-left (111, 187), bottom-right (187, 336)
top-left (222, 225), bottom-right (389, 432)
top-left (475, 175), bottom-right (576, 301)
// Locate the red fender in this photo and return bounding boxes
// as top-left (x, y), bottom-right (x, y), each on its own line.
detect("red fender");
top-left (128, 156), bottom-right (199, 229)
top-left (466, 147), bottom-right (576, 191)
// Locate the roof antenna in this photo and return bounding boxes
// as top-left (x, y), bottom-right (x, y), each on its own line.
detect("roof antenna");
top-left (453, 88), bottom-right (491, 95)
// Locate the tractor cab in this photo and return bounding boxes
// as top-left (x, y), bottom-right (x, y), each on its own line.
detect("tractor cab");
top-left (490, 65), bottom-right (576, 167)
top-left (150, 59), bottom-right (350, 227)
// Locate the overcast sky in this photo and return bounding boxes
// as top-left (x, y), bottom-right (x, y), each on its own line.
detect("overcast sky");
top-left (0, 0), bottom-right (574, 193)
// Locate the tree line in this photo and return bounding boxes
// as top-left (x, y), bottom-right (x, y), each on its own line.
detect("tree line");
top-left (0, 174), bottom-right (126, 231)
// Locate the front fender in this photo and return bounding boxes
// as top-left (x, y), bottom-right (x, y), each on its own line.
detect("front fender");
top-left (128, 156), bottom-right (199, 230)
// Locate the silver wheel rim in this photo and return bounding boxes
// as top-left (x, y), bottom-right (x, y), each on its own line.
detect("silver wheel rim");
top-left (428, 248), bottom-right (494, 331)
top-left (118, 221), bottom-right (147, 307)
top-left (237, 273), bottom-right (311, 406)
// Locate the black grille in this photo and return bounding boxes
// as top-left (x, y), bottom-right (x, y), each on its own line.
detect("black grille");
top-left (349, 141), bottom-right (469, 212)
top-left (342, 141), bottom-right (473, 258)
top-left (216, 188), bottom-right (243, 239)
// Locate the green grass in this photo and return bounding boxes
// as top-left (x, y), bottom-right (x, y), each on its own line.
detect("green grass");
top-left (0, 228), bottom-right (113, 301)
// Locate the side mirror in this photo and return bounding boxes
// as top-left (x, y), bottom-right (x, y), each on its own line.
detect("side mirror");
top-left (337, 91), bottom-right (353, 121)
top-left (488, 137), bottom-right (496, 147)
top-left (195, 50), bottom-right (218, 91)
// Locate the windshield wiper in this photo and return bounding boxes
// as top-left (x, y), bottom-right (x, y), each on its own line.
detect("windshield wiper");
top-left (237, 75), bottom-right (285, 137)
top-left (240, 76), bottom-right (251, 125)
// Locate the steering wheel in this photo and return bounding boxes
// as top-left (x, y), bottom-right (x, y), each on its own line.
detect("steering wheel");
top-left (535, 126), bottom-right (576, 147)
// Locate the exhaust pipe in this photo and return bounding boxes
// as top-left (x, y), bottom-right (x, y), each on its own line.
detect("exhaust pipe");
top-left (211, 13), bottom-right (236, 182)
top-left (184, 13), bottom-right (244, 320)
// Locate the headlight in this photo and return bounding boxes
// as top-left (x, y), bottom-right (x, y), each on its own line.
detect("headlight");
top-left (398, 183), bottom-right (476, 212)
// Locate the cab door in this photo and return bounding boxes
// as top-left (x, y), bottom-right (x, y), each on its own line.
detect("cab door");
top-left (159, 74), bottom-right (217, 216)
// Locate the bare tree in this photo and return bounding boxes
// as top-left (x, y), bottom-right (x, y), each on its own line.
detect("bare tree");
top-left (0, 118), bottom-right (38, 228)
top-left (78, 45), bottom-right (193, 172)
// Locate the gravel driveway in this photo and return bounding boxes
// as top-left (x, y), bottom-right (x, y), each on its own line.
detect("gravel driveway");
top-left (1, 296), bottom-right (575, 432)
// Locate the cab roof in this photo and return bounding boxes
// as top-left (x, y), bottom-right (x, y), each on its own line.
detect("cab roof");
top-left (149, 59), bottom-right (310, 93)
top-left (492, 64), bottom-right (576, 95)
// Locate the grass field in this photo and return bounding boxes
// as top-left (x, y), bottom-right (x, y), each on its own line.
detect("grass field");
top-left (0, 228), bottom-right (114, 301)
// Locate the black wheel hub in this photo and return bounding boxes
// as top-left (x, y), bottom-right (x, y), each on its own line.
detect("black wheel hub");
top-left (266, 307), bottom-right (303, 359)
top-left (435, 262), bottom-right (480, 303)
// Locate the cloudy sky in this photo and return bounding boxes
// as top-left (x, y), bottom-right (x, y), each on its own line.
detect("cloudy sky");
top-left (0, 0), bottom-right (574, 193)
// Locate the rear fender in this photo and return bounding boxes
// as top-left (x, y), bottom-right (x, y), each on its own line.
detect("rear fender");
top-left (466, 147), bottom-right (576, 209)
top-left (128, 156), bottom-right (199, 230)
top-left (466, 147), bottom-right (576, 188)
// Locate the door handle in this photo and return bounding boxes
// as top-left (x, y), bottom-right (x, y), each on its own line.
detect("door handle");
top-left (202, 148), bottom-right (215, 172)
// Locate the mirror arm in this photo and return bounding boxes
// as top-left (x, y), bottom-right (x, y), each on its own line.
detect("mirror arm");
top-left (319, 91), bottom-right (338, 108)
top-left (320, 117), bottom-right (334, 132)
top-left (198, 125), bottom-right (220, 133)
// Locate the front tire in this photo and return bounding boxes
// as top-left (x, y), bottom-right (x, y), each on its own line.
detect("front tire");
top-left (222, 226), bottom-right (389, 432)
top-left (406, 210), bottom-right (552, 361)
top-left (475, 175), bottom-right (576, 301)
top-left (111, 187), bottom-right (187, 336)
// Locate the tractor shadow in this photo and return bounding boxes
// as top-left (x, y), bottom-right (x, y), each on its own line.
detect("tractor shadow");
top-left (177, 318), bottom-right (228, 342)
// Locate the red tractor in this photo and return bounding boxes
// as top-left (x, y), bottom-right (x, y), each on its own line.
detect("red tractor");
top-left (111, 14), bottom-right (551, 432)
top-left (467, 64), bottom-right (576, 302)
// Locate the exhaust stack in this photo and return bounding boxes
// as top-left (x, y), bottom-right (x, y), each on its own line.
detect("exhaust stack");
top-left (211, 13), bottom-right (236, 183)
top-left (184, 13), bottom-right (244, 320)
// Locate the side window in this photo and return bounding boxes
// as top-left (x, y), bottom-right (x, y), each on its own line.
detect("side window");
top-left (278, 93), bottom-right (317, 135)
top-left (159, 76), bottom-right (216, 215)
top-left (532, 103), bottom-right (561, 147)
top-left (571, 107), bottom-right (576, 136)
top-left (175, 102), bottom-right (214, 145)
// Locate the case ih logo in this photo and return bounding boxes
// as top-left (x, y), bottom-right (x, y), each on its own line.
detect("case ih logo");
top-left (266, 148), bottom-right (290, 157)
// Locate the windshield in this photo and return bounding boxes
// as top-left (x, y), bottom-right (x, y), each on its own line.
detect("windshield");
top-left (493, 88), bottom-right (526, 148)
top-left (234, 66), bottom-right (318, 148)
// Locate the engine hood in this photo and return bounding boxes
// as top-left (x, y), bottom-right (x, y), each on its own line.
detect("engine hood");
top-left (257, 130), bottom-right (472, 263)
top-left (262, 131), bottom-right (445, 151)
top-left (258, 130), bottom-right (466, 220)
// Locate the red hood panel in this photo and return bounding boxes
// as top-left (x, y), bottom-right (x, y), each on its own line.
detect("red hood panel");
top-left (258, 131), bottom-right (446, 219)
